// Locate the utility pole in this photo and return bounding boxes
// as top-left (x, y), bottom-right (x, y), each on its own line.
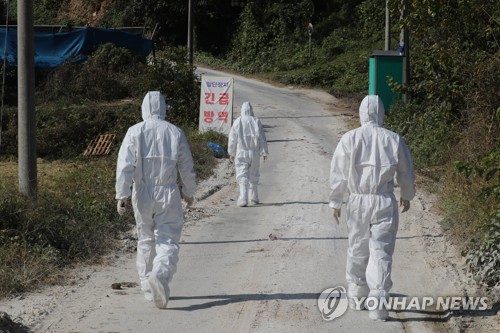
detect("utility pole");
top-left (306, 23), bottom-right (313, 59)
top-left (18, 0), bottom-right (37, 201)
top-left (399, 0), bottom-right (410, 85)
top-left (385, 0), bottom-right (391, 50)
top-left (187, 0), bottom-right (193, 65)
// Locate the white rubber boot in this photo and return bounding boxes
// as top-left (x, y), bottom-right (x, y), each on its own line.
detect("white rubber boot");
top-left (369, 307), bottom-right (388, 321)
top-left (368, 290), bottom-right (389, 321)
top-left (141, 279), bottom-right (153, 301)
top-left (149, 275), bottom-right (170, 309)
top-left (249, 183), bottom-right (259, 204)
top-left (237, 182), bottom-right (248, 207)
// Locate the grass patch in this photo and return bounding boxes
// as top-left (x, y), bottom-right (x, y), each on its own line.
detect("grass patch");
top-left (0, 158), bottom-right (132, 297)
top-left (0, 127), bottom-right (226, 298)
top-left (187, 130), bottom-right (229, 181)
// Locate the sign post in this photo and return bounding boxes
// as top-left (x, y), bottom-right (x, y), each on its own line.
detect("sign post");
top-left (306, 22), bottom-right (313, 58)
top-left (198, 76), bottom-right (234, 135)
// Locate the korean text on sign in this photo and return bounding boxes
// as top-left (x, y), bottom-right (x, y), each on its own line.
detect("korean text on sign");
top-left (199, 76), bottom-right (233, 135)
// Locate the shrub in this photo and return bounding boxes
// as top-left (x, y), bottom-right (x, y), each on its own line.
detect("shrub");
top-left (2, 45), bottom-right (201, 160)
top-left (186, 130), bottom-right (228, 181)
top-left (137, 47), bottom-right (200, 128)
top-left (452, 149), bottom-right (500, 287)
top-left (0, 158), bottom-right (133, 297)
top-left (38, 43), bottom-right (145, 104)
top-left (385, 101), bottom-right (455, 169)
top-left (1, 102), bottom-right (140, 160)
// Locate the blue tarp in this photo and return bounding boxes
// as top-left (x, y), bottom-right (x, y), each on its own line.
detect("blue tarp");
top-left (0, 27), bottom-right (153, 68)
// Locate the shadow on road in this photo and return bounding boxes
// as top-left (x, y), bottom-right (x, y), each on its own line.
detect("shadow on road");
top-left (396, 234), bottom-right (444, 240)
top-left (179, 235), bottom-right (443, 245)
top-left (180, 236), bottom-right (348, 245)
top-left (267, 139), bottom-right (303, 143)
top-left (168, 292), bottom-right (499, 326)
top-left (259, 115), bottom-right (339, 119)
top-left (248, 201), bottom-right (329, 206)
top-left (168, 293), bottom-right (321, 311)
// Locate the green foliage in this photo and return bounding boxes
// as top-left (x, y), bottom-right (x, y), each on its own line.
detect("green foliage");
top-left (4, 0), bottom-right (16, 19)
top-left (38, 43), bottom-right (144, 104)
top-left (388, 0), bottom-right (498, 114)
top-left (454, 150), bottom-right (500, 201)
top-left (0, 102), bottom-right (141, 160)
top-left (464, 213), bottom-right (500, 288)
top-left (227, 1), bottom-right (314, 73)
top-left (0, 67), bottom-right (17, 105)
top-left (383, 2), bottom-right (499, 288)
top-left (0, 129), bottom-right (225, 296)
top-left (186, 130), bottom-right (228, 181)
top-left (226, 3), bottom-right (267, 73)
top-left (33, 0), bottom-right (66, 24)
top-left (130, 0), bottom-right (240, 53)
top-left (1, 160), bottom-right (122, 258)
top-left (139, 47), bottom-right (200, 127)
top-left (0, 241), bottom-right (60, 296)
top-left (90, 42), bottom-right (139, 72)
top-left (385, 101), bottom-right (455, 168)
top-left (453, 149), bottom-right (500, 287)
top-left (97, 0), bottom-right (136, 27)
top-left (356, 0), bottom-right (385, 40)
top-left (194, 51), bottom-right (229, 70)
top-left (129, 0), bottom-right (189, 46)
top-left (0, 37), bottom-right (216, 298)
top-left (0, 44), bottom-right (203, 160)
top-left (309, 0), bottom-right (364, 39)
top-left (0, 158), bottom-right (132, 297)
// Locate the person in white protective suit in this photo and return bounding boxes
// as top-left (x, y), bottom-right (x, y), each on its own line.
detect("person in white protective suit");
top-left (115, 91), bottom-right (196, 309)
top-left (329, 95), bottom-right (415, 321)
top-left (228, 101), bottom-right (268, 207)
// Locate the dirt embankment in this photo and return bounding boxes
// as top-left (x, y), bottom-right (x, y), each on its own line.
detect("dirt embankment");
top-left (57, 0), bottom-right (110, 26)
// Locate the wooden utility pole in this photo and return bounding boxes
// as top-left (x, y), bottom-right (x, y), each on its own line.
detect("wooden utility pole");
top-left (402, 0), bottom-right (410, 85)
top-left (18, 0), bottom-right (37, 201)
top-left (385, 0), bottom-right (391, 50)
top-left (187, 0), bottom-right (193, 64)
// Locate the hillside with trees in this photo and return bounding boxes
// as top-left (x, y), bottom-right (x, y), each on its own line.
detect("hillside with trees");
top-left (0, 0), bottom-right (498, 294)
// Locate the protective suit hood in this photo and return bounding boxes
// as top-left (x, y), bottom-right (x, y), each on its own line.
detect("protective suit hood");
top-left (359, 95), bottom-right (384, 126)
top-left (141, 91), bottom-right (169, 121)
top-left (241, 102), bottom-right (254, 117)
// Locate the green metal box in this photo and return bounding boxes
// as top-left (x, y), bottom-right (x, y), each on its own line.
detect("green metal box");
top-left (368, 50), bottom-right (404, 111)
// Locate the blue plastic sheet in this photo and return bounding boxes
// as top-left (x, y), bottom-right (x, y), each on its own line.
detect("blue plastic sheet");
top-left (0, 27), bottom-right (153, 68)
top-left (207, 142), bottom-right (225, 158)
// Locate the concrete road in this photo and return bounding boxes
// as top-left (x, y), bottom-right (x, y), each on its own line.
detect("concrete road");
top-left (2, 68), bottom-right (468, 333)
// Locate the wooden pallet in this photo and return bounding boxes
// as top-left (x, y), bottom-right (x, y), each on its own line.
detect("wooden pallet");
top-left (83, 134), bottom-right (116, 156)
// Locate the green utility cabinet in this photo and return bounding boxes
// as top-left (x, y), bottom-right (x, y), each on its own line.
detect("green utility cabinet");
top-left (368, 51), bottom-right (404, 111)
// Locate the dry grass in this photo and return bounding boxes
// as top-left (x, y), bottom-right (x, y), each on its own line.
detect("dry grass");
top-left (1, 160), bottom-right (79, 187)
top-left (0, 132), bottom-right (224, 298)
top-left (0, 157), bottom-right (126, 298)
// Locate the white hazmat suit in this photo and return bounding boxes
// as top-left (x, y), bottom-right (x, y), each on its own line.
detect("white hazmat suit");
top-left (116, 91), bottom-right (196, 309)
top-left (228, 102), bottom-right (268, 206)
top-left (329, 95), bottom-right (415, 320)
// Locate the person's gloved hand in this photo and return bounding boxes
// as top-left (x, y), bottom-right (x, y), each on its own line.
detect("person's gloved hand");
top-left (183, 195), bottom-right (194, 209)
top-left (117, 199), bottom-right (127, 216)
top-left (332, 208), bottom-right (341, 224)
top-left (400, 199), bottom-right (410, 213)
